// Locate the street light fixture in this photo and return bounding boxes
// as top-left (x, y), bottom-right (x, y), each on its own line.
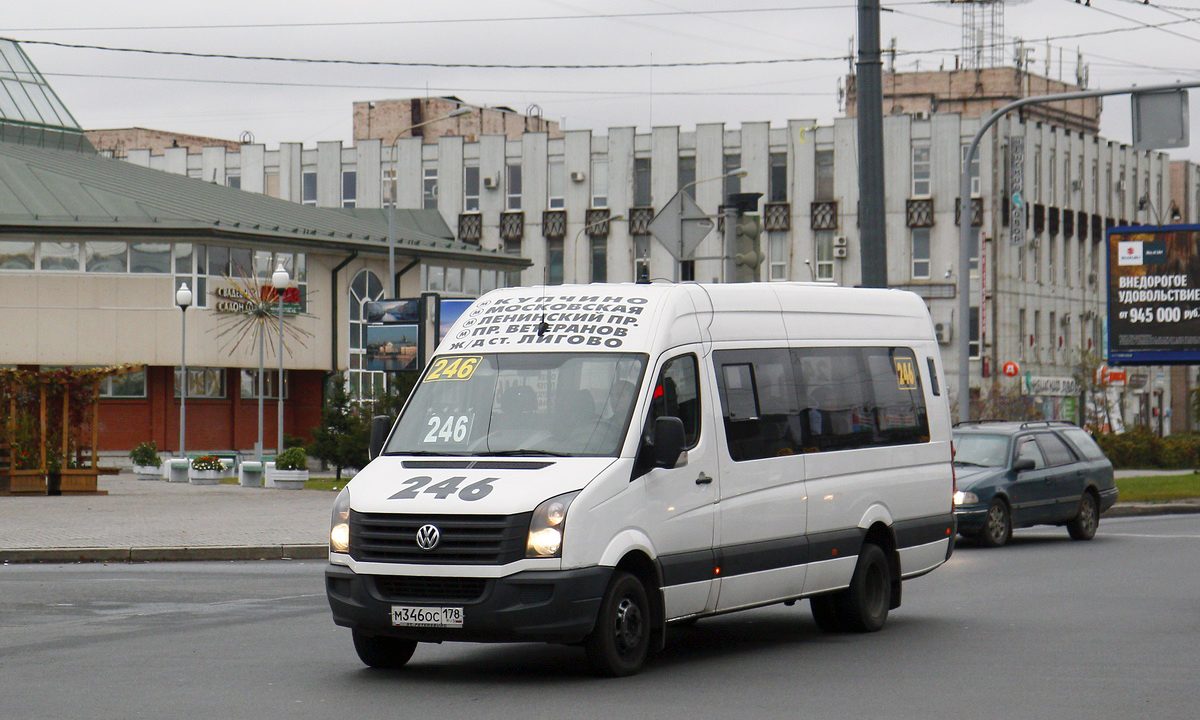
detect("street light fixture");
top-left (388, 106), bottom-right (473, 296)
top-left (175, 281), bottom-right (192, 460)
top-left (272, 263), bottom-right (290, 454)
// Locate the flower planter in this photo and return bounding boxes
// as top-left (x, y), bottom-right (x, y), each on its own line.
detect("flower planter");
top-left (189, 469), bottom-right (223, 485)
top-left (133, 464), bottom-right (161, 481)
top-left (272, 469), bottom-right (309, 490)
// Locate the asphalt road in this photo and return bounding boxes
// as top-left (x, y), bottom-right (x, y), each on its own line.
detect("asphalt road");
top-left (2, 514), bottom-right (1198, 720)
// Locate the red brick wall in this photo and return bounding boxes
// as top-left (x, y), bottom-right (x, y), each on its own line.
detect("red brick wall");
top-left (98, 366), bottom-right (325, 453)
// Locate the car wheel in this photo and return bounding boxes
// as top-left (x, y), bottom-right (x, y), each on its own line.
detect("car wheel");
top-left (585, 571), bottom-right (651, 676)
top-left (352, 630), bottom-right (417, 669)
top-left (1067, 491), bottom-right (1099, 541)
top-left (978, 498), bottom-right (1012, 548)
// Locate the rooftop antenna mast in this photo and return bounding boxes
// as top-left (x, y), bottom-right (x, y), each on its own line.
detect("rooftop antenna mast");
top-left (959, 0), bottom-right (1006, 70)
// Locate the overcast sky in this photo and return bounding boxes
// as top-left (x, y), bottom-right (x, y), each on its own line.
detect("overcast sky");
top-left (6, 0), bottom-right (1200, 160)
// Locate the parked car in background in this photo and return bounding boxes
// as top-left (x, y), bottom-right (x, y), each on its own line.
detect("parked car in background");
top-left (952, 421), bottom-right (1117, 547)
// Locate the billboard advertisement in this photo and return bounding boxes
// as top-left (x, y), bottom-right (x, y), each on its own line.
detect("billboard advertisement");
top-left (365, 294), bottom-right (477, 372)
top-left (1108, 224), bottom-right (1200, 365)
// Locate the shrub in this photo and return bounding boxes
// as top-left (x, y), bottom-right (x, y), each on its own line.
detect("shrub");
top-left (190, 455), bottom-right (226, 471)
top-left (129, 441), bottom-right (162, 467)
top-left (275, 446), bottom-right (308, 471)
top-left (1091, 427), bottom-right (1200, 469)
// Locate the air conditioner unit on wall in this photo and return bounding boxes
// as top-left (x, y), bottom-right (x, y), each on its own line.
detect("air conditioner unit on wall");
top-left (483, 175), bottom-right (498, 189)
top-left (934, 322), bottom-right (952, 344)
top-left (833, 235), bottom-right (848, 247)
top-left (570, 171), bottom-right (587, 183)
top-left (833, 246), bottom-right (849, 259)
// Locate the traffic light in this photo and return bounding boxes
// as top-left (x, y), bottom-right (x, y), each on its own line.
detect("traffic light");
top-left (733, 213), bottom-right (763, 282)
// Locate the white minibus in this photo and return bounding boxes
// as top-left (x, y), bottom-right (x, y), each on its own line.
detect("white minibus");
top-left (327, 282), bottom-right (955, 675)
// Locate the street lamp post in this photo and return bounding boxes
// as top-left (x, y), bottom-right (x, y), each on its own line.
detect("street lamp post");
top-left (388, 107), bottom-right (473, 296)
top-left (175, 282), bottom-right (192, 459)
top-left (272, 263), bottom-right (290, 454)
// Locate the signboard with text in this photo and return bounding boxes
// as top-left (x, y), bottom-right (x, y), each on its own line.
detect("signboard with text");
top-left (1107, 224), bottom-right (1200, 365)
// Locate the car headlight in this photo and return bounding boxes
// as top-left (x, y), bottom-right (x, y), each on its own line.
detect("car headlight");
top-left (330, 487), bottom-right (351, 554)
top-left (953, 490), bottom-right (980, 506)
top-left (526, 491), bottom-right (581, 558)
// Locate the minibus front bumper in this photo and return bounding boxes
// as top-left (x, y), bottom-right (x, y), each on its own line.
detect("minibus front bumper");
top-left (326, 564), bottom-right (612, 644)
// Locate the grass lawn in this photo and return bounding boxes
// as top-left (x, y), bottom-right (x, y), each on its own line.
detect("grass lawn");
top-left (217, 477), bottom-right (344, 491)
top-left (1115, 473), bottom-right (1200, 502)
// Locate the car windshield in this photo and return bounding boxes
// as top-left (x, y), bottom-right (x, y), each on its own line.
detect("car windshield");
top-left (953, 433), bottom-right (1010, 467)
top-left (385, 352), bottom-right (647, 458)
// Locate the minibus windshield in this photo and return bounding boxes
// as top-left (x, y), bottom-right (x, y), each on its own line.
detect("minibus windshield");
top-left (384, 352), bottom-right (647, 458)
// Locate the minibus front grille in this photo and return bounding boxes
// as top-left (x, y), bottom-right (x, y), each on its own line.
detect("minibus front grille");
top-left (371, 576), bottom-right (489, 602)
top-left (349, 511), bottom-right (532, 565)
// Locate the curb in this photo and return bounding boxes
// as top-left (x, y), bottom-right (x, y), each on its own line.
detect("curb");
top-left (1103, 503), bottom-right (1200, 518)
top-left (0, 544), bottom-right (327, 564)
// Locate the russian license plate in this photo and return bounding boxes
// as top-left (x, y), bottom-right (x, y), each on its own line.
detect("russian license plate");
top-left (390, 605), bottom-right (464, 628)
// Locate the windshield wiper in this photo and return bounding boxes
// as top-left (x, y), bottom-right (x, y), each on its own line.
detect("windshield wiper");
top-left (482, 449), bottom-right (571, 457)
top-left (953, 460), bottom-right (989, 467)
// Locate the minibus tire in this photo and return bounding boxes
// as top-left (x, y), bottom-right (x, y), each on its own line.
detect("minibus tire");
top-left (809, 594), bottom-right (846, 632)
top-left (585, 571), bottom-right (651, 676)
top-left (352, 630), bottom-right (418, 669)
top-left (839, 542), bottom-right (890, 633)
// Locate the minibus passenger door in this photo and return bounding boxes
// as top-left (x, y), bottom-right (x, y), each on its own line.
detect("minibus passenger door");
top-left (638, 351), bottom-right (719, 618)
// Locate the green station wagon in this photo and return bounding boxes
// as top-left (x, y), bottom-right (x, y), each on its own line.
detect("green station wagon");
top-left (952, 421), bottom-right (1118, 547)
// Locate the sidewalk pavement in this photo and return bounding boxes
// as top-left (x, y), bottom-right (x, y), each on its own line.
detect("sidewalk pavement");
top-left (0, 472), bottom-right (334, 564)
top-left (1, 470), bottom-right (1197, 564)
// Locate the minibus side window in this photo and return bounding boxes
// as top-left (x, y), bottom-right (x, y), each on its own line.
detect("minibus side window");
top-left (648, 354), bottom-right (701, 448)
top-left (714, 349), bottom-right (802, 461)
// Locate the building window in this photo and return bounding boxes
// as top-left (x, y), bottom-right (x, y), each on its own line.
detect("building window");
top-left (174, 368), bottom-right (226, 399)
top-left (1034, 310), bottom-right (1042, 356)
top-left (342, 171), bottom-right (357, 208)
top-left (240, 369), bottom-right (288, 400)
top-left (961, 144), bottom-right (980, 197)
top-left (723, 153), bottom-right (741, 198)
top-left (591, 236), bottom-right (607, 282)
top-left (85, 241), bottom-right (128, 272)
top-left (769, 152), bottom-right (788, 203)
top-left (265, 172), bottom-right (280, 199)
top-left (1018, 308), bottom-right (1027, 360)
top-left (634, 157), bottom-right (652, 207)
top-left (0, 240), bottom-right (34, 269)
top-left (1049, 312), bottom-right (1057, 352)
top-left (968, 226), bottom-right (979, 275)
top-left (422, 168), bottom-right (438, 209)
top-left (1049, 149), bottom-right (1057, 204)
top-left (505, 163), bottom-right (522, 211)
top-left (815, 231), bottom-right (834, 281)
top-left (591, 159), bottom-right (608, 208)
top-left (678, 156), bottom-right (696, 200)
top-left (226, 174), bottom-right (241, 190)
top-left (40, 241), bottom-right (80, 271)
top-left (1033, 148), bottom-right (1042, 200)
top-left (548, 160), bottom-right (565, 209)
top-left (349, 270), bottom-right (386, 401)
top-left (547, 238), bottom-right (564, 285)
top-left (1048, 236), bottom-right (1057, 284)
top-left (634, 236), bottom-right (651, 281)
top-left (969, 307), bottom-right (980, 358)
top-left (680, 259), bottom-right (695, 282)
top-left (815, 149), bottom-right (835, 201)
top-left (911, 228), bottom-right (931, 279)
top-left (463, 165), bottom-right (480, 212)
top-left (911, 143), bottom-right (931, 197)
top-left (1031, 242), bottom-right (1040, 284)
top-left (131, 242), bottom-right (171, 274)
top-left (301, 171), bottom-right (317, 206)
top-left (100, 369), bottom-right (146, 398)
top-left (382, 168), bottom-right (396, 208)
top-left (768, 231), bottom-right (788, 281)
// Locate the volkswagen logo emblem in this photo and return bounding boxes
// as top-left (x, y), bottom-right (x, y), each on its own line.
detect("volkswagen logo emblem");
top-left (415, 524), bottom-right (441, 551)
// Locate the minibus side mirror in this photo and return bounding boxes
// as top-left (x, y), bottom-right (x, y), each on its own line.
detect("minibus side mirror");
top-left (1012, 457), bottom-right (1035, 472)
top-left (369, 415), bottom-right (393, 460)
top-left (653, 417), bottom-right (687, 469)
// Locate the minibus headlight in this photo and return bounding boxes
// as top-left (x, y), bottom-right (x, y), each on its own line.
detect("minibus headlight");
top-left (526, 491), bottom-right (581, 558)
top-left (330, 487), bottom-right (351, 554)
top-left (953, 490), bottom-right (979, 506)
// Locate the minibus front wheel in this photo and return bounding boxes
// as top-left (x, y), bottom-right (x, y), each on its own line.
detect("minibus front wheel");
top-left (585, 571), bottom-right (651, 676)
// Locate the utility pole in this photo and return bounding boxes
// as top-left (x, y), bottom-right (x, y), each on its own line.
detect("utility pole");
top-left (857, 0), bottom-right (887, 288)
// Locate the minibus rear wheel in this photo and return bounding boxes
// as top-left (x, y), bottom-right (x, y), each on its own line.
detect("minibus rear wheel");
top-left (585, 571), bottom-right (651, 676)
top-left (352, 630), bottom-right (418, 669)
top-left (809, 543), bottom-right (891, 633)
